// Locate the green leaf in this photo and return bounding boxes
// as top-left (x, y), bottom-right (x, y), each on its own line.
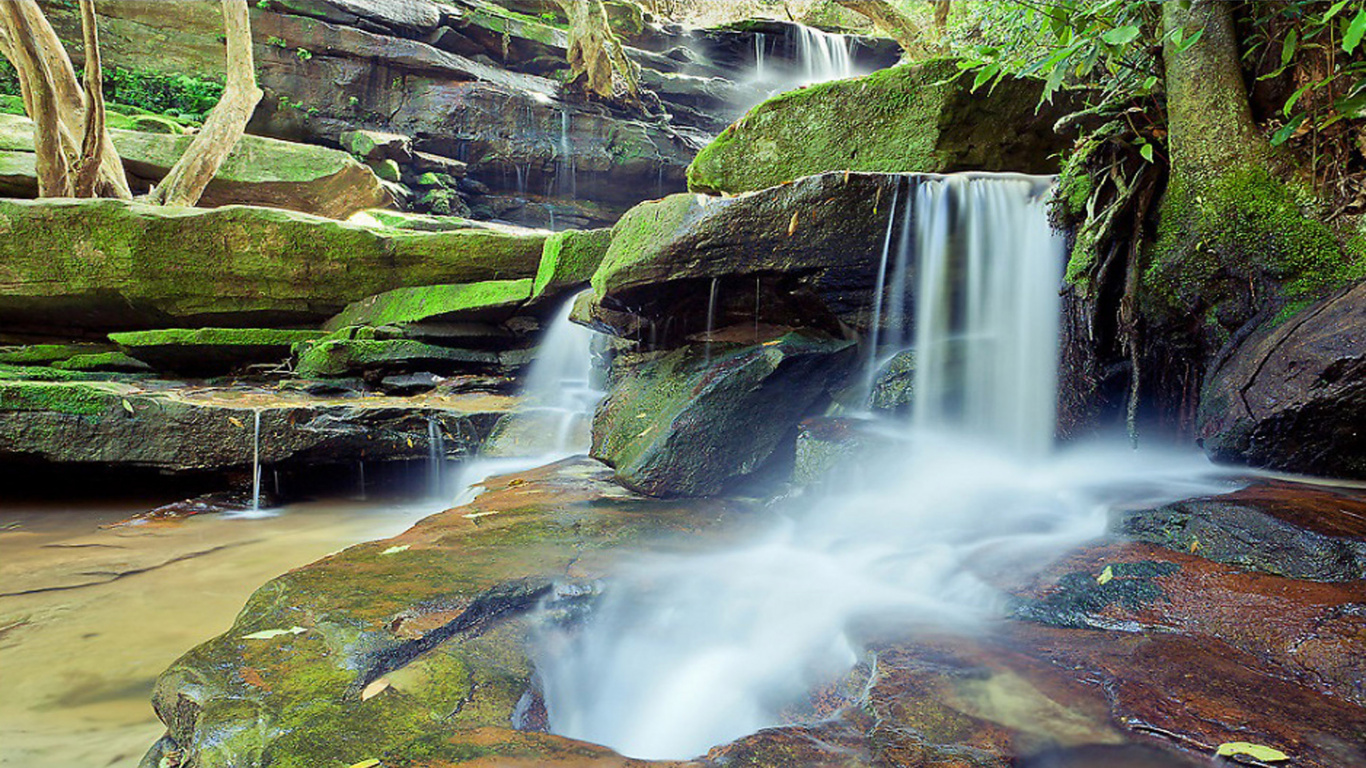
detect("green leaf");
top-left (1284, 81), bottom-right (1314, 117)
top-left (1271, 113), bottom-right (1308, 145)
top-left (1101, 25), bottom-right (1141, 46)
top-left (1324, 0), bottom-right (1351, 22)
top-left (972, 63), bottom-right (1001, 92)
top-left (1346, 8), bottom-right (1366, 54)
top-left (1097, 565), bottom-right (1115, 584)
top-left (1176, 28), bottom-right (1205, 52)
top-left (1215, 742), bottom-right (1289, 762)
top-left (1280, 29), bottom-right (1298, 67)
top-left (348, 761), bottom-right (382, 768)
top-left (1142, 75), bottom-right (1158, 91)
top-left (1140, 143), bottom-right (1155, 163)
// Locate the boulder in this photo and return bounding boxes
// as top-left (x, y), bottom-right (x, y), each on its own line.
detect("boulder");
top-left (686, 59), bottom-right (1075, 196)
top-left (141, 458), bottom-right (753, 768)
top-left (339, 128), bottom-right (413, 163)
top-left (531, 227), bottom-right (612, 300)
top-left (324, 279), bottom-right (533, 330)
top-left (1198, 281), bottom-right (1366, 478)
top-left (0, 343), bottom-right (115, 366)
top-left (0, 113), bottom-right (390, 219)
top-left (109, 328), bottom-right (327, 376)
top-left (591, 331), bottom-right (857, 496)
top-left (0, 198), bottom-right (547, 334)
top-left (293, 337), bottom-right (503, 378)
top-left (0, 378), bottom-right (510, 472)
top-left (590, 172), bottom-right (905, 341)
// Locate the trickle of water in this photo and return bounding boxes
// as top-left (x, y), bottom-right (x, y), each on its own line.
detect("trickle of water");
top-left (427, 415), bottom-right (446, 498)
top-left (754, 31), bottom-right (767, 80)
top-left (703, 277), bottom-right (719, 364)
top-left (251, 409), bottom-right (262, 512)
top-left (863, 182), bottom-right (901, 400)
top-left (534, 173), bottom-right (1236, 760)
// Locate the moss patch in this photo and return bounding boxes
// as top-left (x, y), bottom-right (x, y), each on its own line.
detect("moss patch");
top-left (591, 193), bottom-right (708, 295)
top-left (0, 343), bottom-right (113, 365)
top-left (293, 339), bottom-right (499, 378)
top-left (687, 58), bottom-right (1067, 195)
top-left (110, 328), bottom-right (325, 347)
top-left (532, 228), bottom-right (612, 300)
top-left (326, 280), bottom-right (532, 330)
top-left (0, 381), bottom-right (117, 416)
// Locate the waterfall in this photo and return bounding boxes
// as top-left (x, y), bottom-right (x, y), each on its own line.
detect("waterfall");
top-left (794, 25), bottom-right (853, 84)
top-left (703, 277), bottom-right (719, 364)
top-left (250, 409), bottom-right (262, 512)
top-left (533, 173), bottom-right (1234, 760)
top-left (427, 415), bottom-right (446, 497)
top-left (754, 32), bottom-right (766, 80)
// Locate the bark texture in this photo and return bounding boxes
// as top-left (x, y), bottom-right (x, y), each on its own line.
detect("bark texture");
top-left (553, 0), bottom-right (640, 101)
top-left (834, 0), bottom-right (936, 57)
top-left (147, 0), bottom-right (262, 206)
top-left (73, 0), bottom-right (105, 197)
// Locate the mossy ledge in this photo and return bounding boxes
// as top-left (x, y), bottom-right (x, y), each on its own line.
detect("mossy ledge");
top-left (0, 198), bottom-right (547, 333)
top-left (686, 58), bottom-right (1073, 195)
top-left (325, 280), bottom-right (533, 330)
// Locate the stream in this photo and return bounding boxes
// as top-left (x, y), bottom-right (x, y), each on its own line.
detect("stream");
top-left (0, 496), bottom-right (449, 768)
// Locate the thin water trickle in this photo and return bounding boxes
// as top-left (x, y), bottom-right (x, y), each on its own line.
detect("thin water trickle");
top-left (863, 182), bottom-right (901, 401)
top-left (427, 415), bottom-right (446, 498)
top-left (703, 277), bottom-right (719, 364)
top-left (250, 409), bottom-right (262, 513)
top-left (754, 32), bottom-right (766, 80)
top-left (535, 173), bottom-right (1239, 760)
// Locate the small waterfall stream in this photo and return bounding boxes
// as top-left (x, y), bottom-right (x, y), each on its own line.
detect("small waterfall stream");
top-left (534, 173), bottom-right (1235, 760)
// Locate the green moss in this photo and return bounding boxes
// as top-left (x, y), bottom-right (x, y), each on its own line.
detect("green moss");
top-left (51, 351), bottom-right (151, 372)
top-left (372, 158), bottom-right (401, 183)
top-left (326, 280), bottom-right (532, 330)
top-left (0, 344), bottom-right (112, 365)
top-left (0, 94), bottom-right (23, 116)
top-left (0, 381), bottom-right (116, 415)
top-left (592, 193), bottom-right (705, 295)
top-left (1144, 165), bottom-right (1364, 332)
top-left (533, 228), bottom-right (612, 299)
top-left (109, 328), bottom-right (325, 347)
top-left (293, 338), bottom-right (499, 377)
top-left (686, 58), bottom-right (1059, 195)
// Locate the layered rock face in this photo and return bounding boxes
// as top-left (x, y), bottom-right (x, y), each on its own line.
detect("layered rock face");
top-left (38, 0), bottom-right (898, 228)
top-left (1197, 281), bottom-right (1366, 478)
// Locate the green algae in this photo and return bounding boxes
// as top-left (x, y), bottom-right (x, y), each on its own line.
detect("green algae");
top-left (532, 228), bottom-right (612, 299)
top-left (0, 381), bottom-right (116, 416)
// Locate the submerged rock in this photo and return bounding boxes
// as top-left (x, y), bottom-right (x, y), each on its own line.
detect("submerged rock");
top-left (1198, 280), bottom-right (1366, 478)
top-left (686, 59), bottom-right (1075, 196)
top-left (0, 198), bottom-right (546, 334)
top-left (591, 331), bottom-right (857, 496)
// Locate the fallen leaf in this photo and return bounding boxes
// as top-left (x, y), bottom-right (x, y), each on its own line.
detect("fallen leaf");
top-left (1215, 742), bottom-right (1289, 762)
top-left (1190, 536), bottom-right (1201, 553)
top-left (406, 437), bottom-right (414, 448)
top-left (122, 399), bottom-right (135, 414)
top-left (1097, 565), bottom-right (1114, 585)
top-left (380, 545), bottom-right (409, 555)
top-left (228, 416), bottom-right (244, 429)
top-left (348, 760), bottom-right (382, 768)
top-left (787, 211), bottom-right (799, 236)
top-left (242, 626), bottom-right (308, 640)
top-left (360, 678), bottom-right (390, 701)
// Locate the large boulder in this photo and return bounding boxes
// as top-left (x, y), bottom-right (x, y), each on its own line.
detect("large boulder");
top-left (0, 113), bottom-right (389, 219)
top-left (686, 59), bottom-right (1075, 196)
top-left (1197, 281), bottom-right (1366, 478)
top-left (0, 198), bottom-right (546, 335)
top-left (589, 172), bottom-right (905, 342)
top-left (591, 330), bottom-right (857, 497)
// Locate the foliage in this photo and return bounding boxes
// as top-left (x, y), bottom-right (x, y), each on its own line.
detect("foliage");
top-left (0, 60), bottom-right (18, 98)
top-left (102, 67), bottom-right (224, 121)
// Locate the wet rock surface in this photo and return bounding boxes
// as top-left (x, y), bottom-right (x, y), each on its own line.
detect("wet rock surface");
top-left (591, 330), bottom-right (857, 497)
top-left (1198, 280), bottom-right (1366, 478)
top-left (143, 458), bottom-right (756, 768)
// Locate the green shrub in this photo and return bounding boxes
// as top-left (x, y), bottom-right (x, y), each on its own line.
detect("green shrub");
top-left (103, 68), bottom-right (223, 120)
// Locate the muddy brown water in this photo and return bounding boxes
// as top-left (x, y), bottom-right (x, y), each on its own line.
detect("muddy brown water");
top-left (0, 497), bottom-right (449, 768)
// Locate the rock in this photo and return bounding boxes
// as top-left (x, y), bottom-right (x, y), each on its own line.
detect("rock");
top-left (371, 157), bottom-right (402, 183)
top-left (0, 198), bottom-right (546, 335)
top-left (142, 458), bottom-right (752, 768)
top-left (51, 351), bottom-right (153, 373)
top-left (127, 114), bottom-right (185, 134)
top-left (0, 343), bottom-right (115, 366)
top-left (532, 228), bottom-right (613, 301)
top-left (378, 371), bottom-right (444, 394)
top-left (0, 113), bottom-right (391, 219)
top-left (0, 378), bottom-right (511, 472)
top-left (109, 328), bottom-right (327, 377)
top-left (1115, 480), bottom-right (1366, 582)
top-left (1198, 281), bottom-right (1366, 478)
top-left (686, 59), bottom-right (1075, 196)
top-left (339, 128), bottom-right (413, 162)
top-left (324, 279), bottom-right (534, 330)
top-left (410, 150), bottom-right (467, 176)
top-left (294, 337), bottom-right (503, 378)
top-left (590, 172), bottom-right (905, 341)
top-left (591, 331), bottom-right (856, 496)
top-left (869, 349), bottom-right (915, 412)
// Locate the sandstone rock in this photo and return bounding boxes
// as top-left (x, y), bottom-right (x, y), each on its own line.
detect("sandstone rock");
top-left (293, 337), bottom-right (501, 378)
top-left (532, 228), bottom-right (612, 301)
top-left (0, 198), bottom-right (546, 334)
top-left (1198, 281), bottom-right (1366, 477)
top-left (0, 378), bottom-right (510, 472)
top-left (686, 59), bottom-right (1075, 196)
top-left (0, 113), bottom-right (391, 219)
top-left (324, 279), bottom-right (533, 330)
top-left (339, 128), bottom-right (413, 162)
top-left (109, 328), bottom-right (327, 377)
top-left (591, 331), bottom-right (857, 496)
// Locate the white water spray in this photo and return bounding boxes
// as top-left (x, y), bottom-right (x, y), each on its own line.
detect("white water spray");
top-left (795, 25), bottom-right (854, 85)
top-left (535, 174), bottom-right (1236, 760)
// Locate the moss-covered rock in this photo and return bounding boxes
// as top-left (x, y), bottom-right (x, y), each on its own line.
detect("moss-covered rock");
top-left (0, 343), bottom-right (115, 366)
top-left (109, 328), bottom-right (326, 376)
top-left (532, 228), bottom-right (612, 301)
top-left (592, 332), bottom-right (857, 496)
top-left (0, 198), bottom-right (547, 334)
top-left (325, 280), bottom-right (533, 330)
top-left (0, 112), bottom-right (390, 219)
top-left (293, 338), bottom-right (501, 378)
top-left (686, 59), bottom-right (1074, 195)
top-left (51, 351), bottom-right (154, 373)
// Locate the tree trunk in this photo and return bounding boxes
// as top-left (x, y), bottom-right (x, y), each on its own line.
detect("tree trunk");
top-left (833, 0), bottom-right (933, 57)
top-left (72, 0), bottom-right (105, 197)
top-left (553, 0), bottom-right (640, 102)
top-left (0, 0), bottom-right (130, 198)
top-left (147, 0), bottom-right (261, 207)
top-left (0, 1), bottom-right (71, 196)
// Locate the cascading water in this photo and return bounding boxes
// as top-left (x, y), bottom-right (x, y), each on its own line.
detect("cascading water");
top-left (795, 25), bottom-right (854, 85)
top-left (251, 409), bottom-right (262, 512)
top-left (533, 173), bottom-right (1237, 760)
top-left (427, 414), bottom-right (446, 497)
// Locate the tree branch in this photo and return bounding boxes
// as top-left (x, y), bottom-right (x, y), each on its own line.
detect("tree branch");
top-left (73, 0), bottom-right (105, 197)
